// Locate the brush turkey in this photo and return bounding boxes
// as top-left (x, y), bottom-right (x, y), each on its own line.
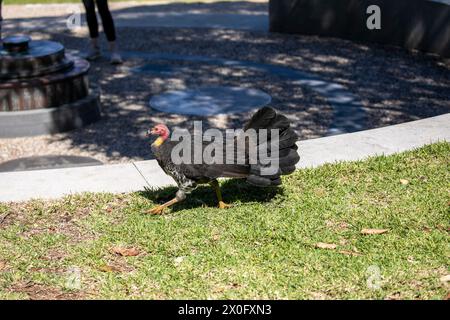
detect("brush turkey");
top-left (147, 107), bottom-right (299, 214)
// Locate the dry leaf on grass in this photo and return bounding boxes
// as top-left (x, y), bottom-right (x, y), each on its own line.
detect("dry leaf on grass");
top-left (436, 225), bottom-right (450, 233)
top-left (440, 275), bottom-right (450, 283)
top-left (338, 250), bottom-right (363, 256)
top-left (422, 226), bottom-right (432, 232)
top-left (102, 205), bottom-right (113, 213)
top-left (0, 212), bottom-right (12, 224)
top-left (110, 246), bottom-right (140, 257)
top-left (325, 220), bottom-right (351, 231)
top-left (315, 242), bottom-right (337, 250)
top-left (361, 228), bottom-right (388, 235)
top-left (400, 179), bottom-right (409, 185)
top-left (98, 265), bottom-right (121, 273)
top-left (212, 283), bottom-right (240, 293)
top-left (385, 292), bottom-right (401, 300)
top-left (309, 291), bottom-right (328, 300)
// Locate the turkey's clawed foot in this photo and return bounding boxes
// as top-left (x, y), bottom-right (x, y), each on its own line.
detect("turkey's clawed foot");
top-left (146, 206), bottom-right (166, 215)
top-left (218, 201), bottom-right (232, 209)
top-left (146, 197), bottom-right (179, 215)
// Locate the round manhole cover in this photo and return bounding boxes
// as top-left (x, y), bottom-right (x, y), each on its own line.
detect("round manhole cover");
top-left (149, 86), bottom-right (272, 116)
top-left (0, 155), bottom-right (103, 172)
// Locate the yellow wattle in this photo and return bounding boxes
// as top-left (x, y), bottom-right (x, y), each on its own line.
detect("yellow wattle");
top-left (153, 137), bottom-right (165, 147)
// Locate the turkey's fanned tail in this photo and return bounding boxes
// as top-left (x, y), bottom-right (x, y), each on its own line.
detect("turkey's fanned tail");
top-left (244, 107), bottom-right (300, 186)
top-left (177, 107), bottom-right (300, 185)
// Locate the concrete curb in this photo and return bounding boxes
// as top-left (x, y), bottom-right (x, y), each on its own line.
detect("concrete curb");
top-left (0, 113), bottom-right (448, 203)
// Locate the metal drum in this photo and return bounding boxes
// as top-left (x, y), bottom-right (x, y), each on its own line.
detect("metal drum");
top-left (0, 35), bottom-right (101, 137)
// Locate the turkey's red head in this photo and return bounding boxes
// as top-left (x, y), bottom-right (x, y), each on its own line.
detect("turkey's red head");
top-left (148, 124), bottom-right (170, 141)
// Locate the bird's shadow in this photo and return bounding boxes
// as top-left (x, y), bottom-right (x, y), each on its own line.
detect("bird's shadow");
top-left (138, 179), bottom-right (283, 212)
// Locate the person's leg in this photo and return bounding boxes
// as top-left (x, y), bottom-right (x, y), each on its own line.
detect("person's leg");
top-left (0, 0), bottom-right (4, 43)
top-left (95, 0), bottom-right (116, 42)
top-left (82, 0), bottom-right (101, 60)
top-left (95, 0), bottom-right (122, 64)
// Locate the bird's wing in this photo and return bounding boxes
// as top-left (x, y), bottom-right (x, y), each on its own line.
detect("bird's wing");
top-left (163, 138), bottom-right (249, 180)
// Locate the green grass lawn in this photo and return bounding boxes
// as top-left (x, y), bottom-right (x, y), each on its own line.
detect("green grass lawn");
top-left (0, 142), bottom-right (448, 300)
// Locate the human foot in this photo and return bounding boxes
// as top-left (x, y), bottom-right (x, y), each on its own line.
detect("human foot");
top-left (85, 46), bottom-right (102, 61)
top-left (110, 52), bottom-right (123, 65)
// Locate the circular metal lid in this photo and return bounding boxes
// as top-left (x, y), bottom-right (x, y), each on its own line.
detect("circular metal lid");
top-left (2, 35), bottom-right (31, 53)
top-left (0, 36), bottom-right (74, 79)
top-left (0, 155), bottom-right (103, 172)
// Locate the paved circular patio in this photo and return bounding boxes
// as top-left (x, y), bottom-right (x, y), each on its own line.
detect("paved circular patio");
top-left (149, 86), bottom-right (272, 116)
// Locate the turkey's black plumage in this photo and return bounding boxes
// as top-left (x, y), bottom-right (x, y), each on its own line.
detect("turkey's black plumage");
top-left (151, 107), bottom-right (299, 194)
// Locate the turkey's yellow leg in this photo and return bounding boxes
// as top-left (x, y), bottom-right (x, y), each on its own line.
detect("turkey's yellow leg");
top-left (211, 180), bottom-right (231, 209)
top-left (146, 198), bottom-right (179, 215)
top-left (146, 190), bottom-right (187, 215)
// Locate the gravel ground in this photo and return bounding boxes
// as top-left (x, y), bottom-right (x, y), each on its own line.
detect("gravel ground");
top-left (3, 1), bottom-right (268, 18)
top-left (1, 23), bottom-right (449, 164)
